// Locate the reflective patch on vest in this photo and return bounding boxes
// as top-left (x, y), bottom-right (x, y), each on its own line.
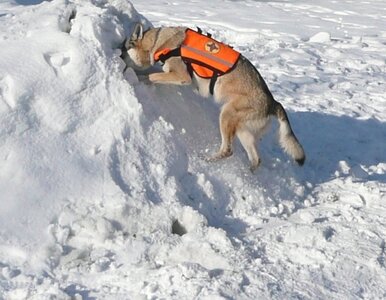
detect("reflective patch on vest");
top-left (181, 45), bottom-right (234, 68)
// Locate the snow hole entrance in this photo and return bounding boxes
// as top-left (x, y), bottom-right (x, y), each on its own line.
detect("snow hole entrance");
top-left (172, 220), bottom-right (187, 236)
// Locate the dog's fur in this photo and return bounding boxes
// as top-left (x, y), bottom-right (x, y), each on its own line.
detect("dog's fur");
top-left (125, 24), bottom-right (305, 171)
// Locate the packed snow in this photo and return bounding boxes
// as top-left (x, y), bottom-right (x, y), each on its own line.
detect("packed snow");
top-left (0, 0), bottom-right (385, 299)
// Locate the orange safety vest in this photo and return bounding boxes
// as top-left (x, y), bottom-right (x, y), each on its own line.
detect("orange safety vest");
top-left (154, 28), bottom-right (240, 94)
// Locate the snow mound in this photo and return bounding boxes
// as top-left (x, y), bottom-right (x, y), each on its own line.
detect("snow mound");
top-left (1, 0), bottom-right (386, 299)
top-left (1, 0), bottom-right (268, 297)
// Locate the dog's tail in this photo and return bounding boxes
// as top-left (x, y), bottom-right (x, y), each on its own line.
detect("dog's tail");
top-left (272, 101), bottom-right (305, 165)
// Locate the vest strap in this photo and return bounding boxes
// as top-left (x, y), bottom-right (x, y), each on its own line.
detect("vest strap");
top-left (156, 48), bottom-right (181, 63)
top-left (209, 72), bottom-right (218, 95)
top-left (186, 63), bottom-right (194, 78)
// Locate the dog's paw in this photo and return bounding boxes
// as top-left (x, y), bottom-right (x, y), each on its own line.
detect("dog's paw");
top-left (148, 73), bottom-right (162, 84)
top-left (249, 159), bottom-right (261, 173)
top-left (206, 150), bottom-right (233, 162)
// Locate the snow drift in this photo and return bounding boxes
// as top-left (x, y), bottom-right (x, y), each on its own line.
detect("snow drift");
top-left (1, 0), bottom-right (385, 299)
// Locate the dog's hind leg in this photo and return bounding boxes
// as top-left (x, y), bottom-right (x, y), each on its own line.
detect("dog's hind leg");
top-left (237, 128), bottom-right (260, 172)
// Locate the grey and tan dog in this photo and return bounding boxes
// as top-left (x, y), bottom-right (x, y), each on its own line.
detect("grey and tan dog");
top-left (125, 24), bottom-right (305, 171)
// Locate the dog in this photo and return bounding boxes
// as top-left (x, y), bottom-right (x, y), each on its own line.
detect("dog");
top-left (124, 23), bottom-right (305, 171)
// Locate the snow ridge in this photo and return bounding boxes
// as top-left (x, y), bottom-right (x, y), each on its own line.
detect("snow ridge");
top-left (1, 0), bottom-right (386, 299)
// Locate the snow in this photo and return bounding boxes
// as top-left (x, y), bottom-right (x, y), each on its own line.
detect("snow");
top-left (0, 0), bottom-right (385, 299)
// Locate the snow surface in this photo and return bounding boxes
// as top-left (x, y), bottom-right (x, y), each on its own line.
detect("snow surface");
top-left (0, 0), bottom-right (385, 299)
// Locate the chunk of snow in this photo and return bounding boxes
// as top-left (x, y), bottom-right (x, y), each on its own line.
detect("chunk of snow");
top-left (309, 31), bottom-right (331, 43)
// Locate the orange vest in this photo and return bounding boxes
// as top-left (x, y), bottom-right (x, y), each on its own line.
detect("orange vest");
top-left (154, 28), bottom-right (240, 79)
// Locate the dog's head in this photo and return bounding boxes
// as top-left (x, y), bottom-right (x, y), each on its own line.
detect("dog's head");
top-left (125, 23), bottom-right (156, 70)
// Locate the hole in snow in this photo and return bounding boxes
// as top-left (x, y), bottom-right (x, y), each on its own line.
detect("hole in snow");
top-left (172, 220), bottom-right (187, 236)
top-left (323, 226), bottom-right (335, 242)
top-left (209, 269), bottom-right (224, 278)
top-left (120, 41), bottom-right (129, 72)
top-left (64, 284), bottom-right (91, 299)
top-left (60, 8), bottom-right (77, 34)
top-left (67, 9), bottom-right (77, 33)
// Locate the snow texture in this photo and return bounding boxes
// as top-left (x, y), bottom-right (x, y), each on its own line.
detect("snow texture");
top-left (0, 0), bottom-right (385, 299)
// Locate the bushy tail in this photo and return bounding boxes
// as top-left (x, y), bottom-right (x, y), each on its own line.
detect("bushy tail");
top-left (273, 101), bottom-right (305, 165)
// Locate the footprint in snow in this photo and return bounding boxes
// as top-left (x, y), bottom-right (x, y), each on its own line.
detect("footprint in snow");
top-left (43, 52), bottom-right (71, 75)
top-left (0, 75), bottom-right (16, 110)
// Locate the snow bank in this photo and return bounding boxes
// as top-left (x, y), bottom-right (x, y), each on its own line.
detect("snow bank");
top-left (0, 1), bottom-right (268, 298)
top-left (0, 0), bottom-right (194, 296)
top-left (1, 0), bottom-right (386, 299)
top-left (0, 0), bottom-right (142, 262)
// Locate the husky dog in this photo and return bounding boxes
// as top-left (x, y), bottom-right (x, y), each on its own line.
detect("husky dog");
top-left (125, 24), bottom-right (305, 171)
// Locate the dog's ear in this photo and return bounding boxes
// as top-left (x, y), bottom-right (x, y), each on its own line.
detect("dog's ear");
top-left (131, 23), bottom-right (144, 41)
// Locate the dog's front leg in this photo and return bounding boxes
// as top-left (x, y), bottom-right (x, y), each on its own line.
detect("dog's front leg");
top-left (149, 57), bottom-right (191, 86)
top-left (149, 71), bottom-right (191, 85)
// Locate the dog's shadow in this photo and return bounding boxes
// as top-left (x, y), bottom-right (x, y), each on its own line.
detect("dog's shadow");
top-left (290, 111), bottom-right (386, 185)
